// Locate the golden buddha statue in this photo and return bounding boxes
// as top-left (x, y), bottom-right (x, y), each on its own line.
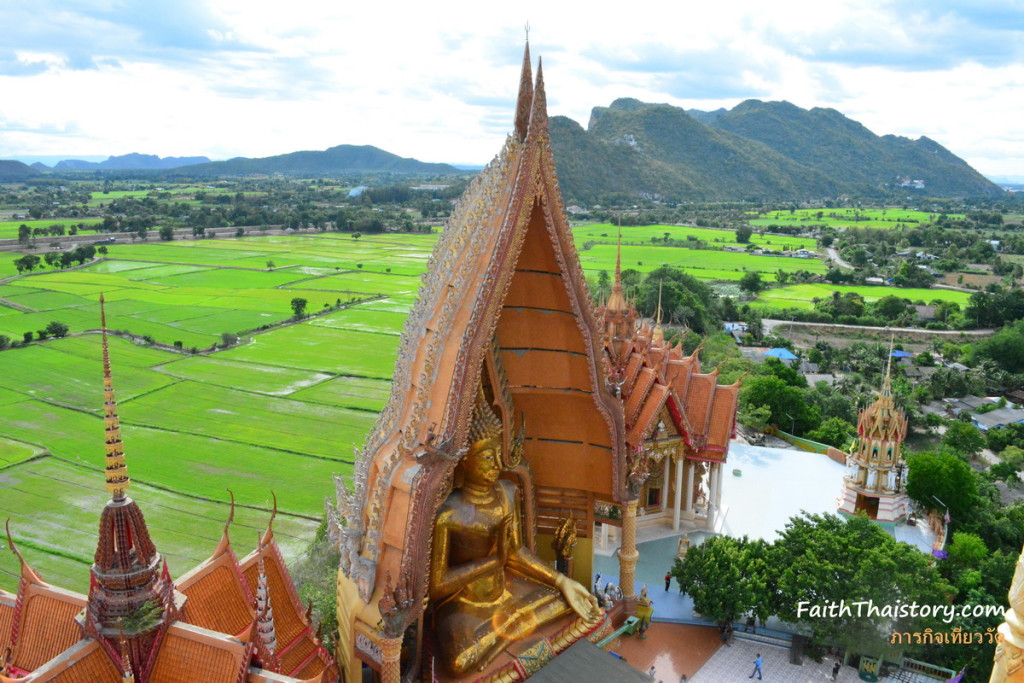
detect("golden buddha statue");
top-left (429, 389), bottom-right (601, 676)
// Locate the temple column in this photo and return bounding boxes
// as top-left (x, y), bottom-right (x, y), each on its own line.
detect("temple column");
top-left (619, 499), bottom-right (639, 603)
top-left (380, 636), bottom-right (402, 683)
top-left (683, 459), bottom-right (694, 520)
top-left (662, 456), bottom-right (671, 512)
top-left (672, 456), bottom-right (684, 531)
top-left (709, 464), bottom-right (721, 530)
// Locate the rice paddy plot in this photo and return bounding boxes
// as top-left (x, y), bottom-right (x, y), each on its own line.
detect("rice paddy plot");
top-left (359, 297), bottom-right (416, 313)
top-left (1, 400), bottom-right (114, 463)
top-left (0, 437), bottom-right (41, 468)
top-left (747, 208), bottom-right (964, 230)
top-left (124, 263), bottom-right (211, 280)
top-left (147, 267), bottom-right (306, 289)
top-left (289, 271), bottom-right (421, 296)
top-left (0, 456), bottom-right (319, 593)
top-left (120, 424), bottom-right (348, 515)
top-left (573, 223), bottom-right (818, 251)
top-left (753, 284), bottom-right (972, 310)
top-left (0, 218), bottom-right (105, 239)
top-left (3, 290), bottom-right (93, 311)
top-left (164, 308), bottom-right (284, 336)
top-left (105, 243), bottom-right (275, 266)
top-left (0, 307), bottom-right (105, 344)
top-left (0, 343), bottom-right (176, 411)
top-left (290, 376), bottom-right (392, 412)
top-left (45, 334), bottom-right (173, 368)
top-left (310, 307), bottom-right (407, 335)
top-left (123, 380), bottom-right (375, 461)
top-left (219, 322), bottom-right (400, 378)
top-left (577, 244), bottom-right (827, 278)
top-left (156, 356), bottom-right (333, 396)
top-left (87, 260), bottom-right (164, 275)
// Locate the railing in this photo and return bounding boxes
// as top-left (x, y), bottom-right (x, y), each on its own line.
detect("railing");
top-left (900, 656), bottom-right (957, 680)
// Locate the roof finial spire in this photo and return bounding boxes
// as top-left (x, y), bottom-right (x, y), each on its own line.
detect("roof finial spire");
top-left (882, 334), bottom-right (895, 398)
top-left (101, 293), bottom-right (130, 500)
top-left (653, 280), bottom-right (665, 345)
top-left (605, 221), bottom-right (628, 313)
top-left (514, 34), bottom-right (533, 140)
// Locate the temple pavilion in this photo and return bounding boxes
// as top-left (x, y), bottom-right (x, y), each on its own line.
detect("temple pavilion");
top-left (0, 298), bottom-right (337, 683)
top-left (837, 356), bottom-right (910, 523)
top-left (329, 41), bottom-right (739, 683)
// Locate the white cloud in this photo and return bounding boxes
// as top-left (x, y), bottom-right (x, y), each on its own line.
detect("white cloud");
top-left (0, 0), bottom-right (1021, 175)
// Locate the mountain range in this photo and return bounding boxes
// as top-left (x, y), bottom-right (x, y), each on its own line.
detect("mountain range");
top-left (548, 98), bottom-right (1001, 202)
top-left (1, 100), bottom-right (1001, 199)
top-left (47, 153), bottom-right (211, 170)
top-left (175, 144), bottom-right (460, 177)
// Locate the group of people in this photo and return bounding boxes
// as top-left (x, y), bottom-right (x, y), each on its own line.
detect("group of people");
top-left (592, 572), bottom-right (623, 609)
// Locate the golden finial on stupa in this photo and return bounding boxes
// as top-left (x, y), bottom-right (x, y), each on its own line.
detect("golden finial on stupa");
top-left (100, 293), bottom-right (130, 500)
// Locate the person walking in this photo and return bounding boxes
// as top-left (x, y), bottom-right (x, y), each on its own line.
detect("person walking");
top-left (664, 571), bottom-right (671, 591)
top-left (749, 653), bottom-right (763, 680)
top-left (831, 661), bottom-right (841, 680)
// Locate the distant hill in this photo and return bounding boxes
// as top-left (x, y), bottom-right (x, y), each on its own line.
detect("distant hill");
top-left (52, 153), bottom-right (211, 170)
top-left (176, 144), bottom-right (461, 177)
top-left (549, 98), bottom-right (1001, 203)
top-left (0, 160), bottom-right (41, 182)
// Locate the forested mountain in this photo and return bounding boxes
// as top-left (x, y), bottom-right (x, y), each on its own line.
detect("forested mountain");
top-left (178, 144), bottom-right (460, 177)
top-left (0, 160), bottom-right (40, 182)
top-left (549, 98), bottom-right (1001, 203)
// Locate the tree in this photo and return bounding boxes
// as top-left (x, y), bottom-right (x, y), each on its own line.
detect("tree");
top-left (740, 375), bottom-right (818, 435)
top-left (806, 417), bottom-right (856, 449)
top-left (672, 535), bottom-right (765, 624)
top-left (774, 513), bottom-right (950, 656)
top-left (13, 254), bottom-right (41, 274)
top-left (738, 271), bottom-right (763, 295)
top-left (942, 421), bottom-right (986, 458)
top-left (0, 335), bottom-right (10, 350)
top-left (220, 332), bottom-right (239, 347)
top-left (44, 321), bottom-right (69, 338)
top-left (905, 450), bottom-right (979, 520)
top-left (735, 225), bottom-right (753, 243)
top-left (290, 297), bottom-right (308, 318)
top-left (159, 226), bottom-right (174, 241)
top-left (17, 224), bottom-right (30, 244)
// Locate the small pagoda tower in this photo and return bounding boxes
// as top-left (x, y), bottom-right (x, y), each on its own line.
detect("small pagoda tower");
top-left (84, 295), bottom-right (177, 678)
top-left (837, 353), bottom-right (909, 523)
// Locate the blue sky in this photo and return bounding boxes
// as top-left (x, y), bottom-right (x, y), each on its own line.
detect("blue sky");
top-left (1, 0), bottom-right (1023, 176)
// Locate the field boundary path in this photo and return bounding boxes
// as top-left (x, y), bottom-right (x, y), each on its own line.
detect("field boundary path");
top-left (763, 318), bottom-right (996, 338)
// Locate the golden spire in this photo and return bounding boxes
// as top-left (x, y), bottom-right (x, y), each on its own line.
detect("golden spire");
top-left (101, 294), bottom-right (130, 500)
top-left (653, 280), bottom-right (665, 345)
top-left (881, 335), bottom-right (894, 399)
top-left (607, 224), bottom-right (627, 312)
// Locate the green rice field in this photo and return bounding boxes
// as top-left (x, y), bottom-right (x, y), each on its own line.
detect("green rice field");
top-left (0, 228), bottom-right (970, 591)
top-left (752, 284), bottom-right (972, 311)
top-left (0, 217), bottom-right (106, 239)
top-left (747, 207), bottom-right (965, 230)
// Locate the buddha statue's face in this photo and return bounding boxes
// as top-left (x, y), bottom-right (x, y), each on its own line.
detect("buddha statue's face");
top-left (464, 437), bottom-right (502, 487)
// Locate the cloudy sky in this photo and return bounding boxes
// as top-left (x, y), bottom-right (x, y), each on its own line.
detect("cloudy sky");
top-left (1, 0), bottom-right (1023, 176)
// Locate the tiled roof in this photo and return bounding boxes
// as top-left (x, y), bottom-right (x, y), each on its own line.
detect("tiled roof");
top-left (12, 587), bottom-right (86, 672)
top-left (179, 561), bottom-right (254, 637)
top-left (0, 590), bottom-right (14, 656)
top-left (149, 623), bottom-right (248, 683)
top-left (29, 639), bottom-right (121, 683)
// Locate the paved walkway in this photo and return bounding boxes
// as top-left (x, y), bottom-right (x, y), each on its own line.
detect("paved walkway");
top-left (612, 623), bottom-right (723, 682)
top-left (690, 640), bottom-right (857, 683)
